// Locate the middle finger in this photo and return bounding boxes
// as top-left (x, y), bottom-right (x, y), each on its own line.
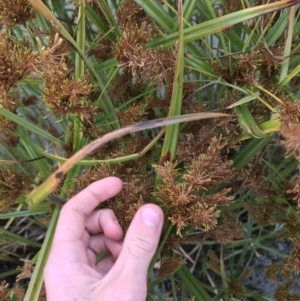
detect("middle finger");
top-left (88, 233), bottom-right (123, 262)
top-left (85, 209), bottom-right (123, 240)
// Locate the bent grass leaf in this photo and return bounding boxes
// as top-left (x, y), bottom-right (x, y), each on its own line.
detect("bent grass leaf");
top-left (239, 119), bottom-right (280, 141)
top-left (226, 94), bottom-right (259, 109)
top-left (235, 105), bottom-right (269, 139)
top-left (29, 128), bottom-right (166, 165)
top-left (26, 112), bottom-right (231, 208)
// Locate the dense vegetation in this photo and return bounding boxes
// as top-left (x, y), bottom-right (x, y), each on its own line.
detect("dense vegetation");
top-left (1, 0), bottom-right (300, 300)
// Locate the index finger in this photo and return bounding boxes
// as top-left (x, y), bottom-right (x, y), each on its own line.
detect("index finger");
top-left (53, 177), bottom-right (123, 243)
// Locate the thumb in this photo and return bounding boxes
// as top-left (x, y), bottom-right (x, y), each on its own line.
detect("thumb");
top-left (109, 204), bottom-right (163, 296)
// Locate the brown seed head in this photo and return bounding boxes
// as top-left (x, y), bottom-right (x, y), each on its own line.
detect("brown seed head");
top-left (0, 0), bottom-right (35, 27)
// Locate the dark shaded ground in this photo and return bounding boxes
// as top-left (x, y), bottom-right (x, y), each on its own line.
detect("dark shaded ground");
top-left (244, 240), bottom-right (300, 299)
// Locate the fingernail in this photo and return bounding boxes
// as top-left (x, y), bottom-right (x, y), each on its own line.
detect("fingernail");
top-left (141, 207), bottom-right (161, 228)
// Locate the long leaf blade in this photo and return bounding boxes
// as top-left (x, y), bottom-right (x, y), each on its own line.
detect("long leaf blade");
top-left (26, 112), bottom-right (231, 208)
top-left (147, 0), bottom-right (300, 48)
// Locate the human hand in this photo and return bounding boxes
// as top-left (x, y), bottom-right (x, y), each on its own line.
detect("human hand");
top-left (44, 177), bottom-right (164, 301)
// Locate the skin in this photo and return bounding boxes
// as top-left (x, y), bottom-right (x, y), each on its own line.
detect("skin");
top-left (44, 177), bottom-right (164, 301)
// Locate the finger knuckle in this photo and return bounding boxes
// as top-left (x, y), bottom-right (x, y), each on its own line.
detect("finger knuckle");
top-left (127, 235), bottom-right (155, 258)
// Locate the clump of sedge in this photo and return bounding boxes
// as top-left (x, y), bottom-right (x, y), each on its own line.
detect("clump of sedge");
top-left (0, 167), bottom-right (29, 213)
top-left (0, 0), bottom-right (35, 28)
top-left (0, 32), bottom-right (36, 93)
top-left (153, 135), bottom-right (234, 235)
top-left (114, 0), bottom-right (175, 86)
top-left (43, 63), bottom-right (95, 119)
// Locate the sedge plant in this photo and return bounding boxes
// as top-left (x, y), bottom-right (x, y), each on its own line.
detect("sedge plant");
top-left (1, 0), bottom-right (300, 300)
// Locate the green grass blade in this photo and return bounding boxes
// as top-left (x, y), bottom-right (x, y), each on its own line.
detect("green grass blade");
top-left (85, 4), bottom-right (115, 42)
top-left (279, 6), bottom-right (296, 82)
top-left (232, 136), bottom-right (273, 171)
top-left (24, 167), bottom-right (79, 301)
top-left (24, 206), bottom-right (60, 301)
top-left (177, 265), bottom-right (212, 301)
top-left (95, 0), bottom-right (120, 37)
top-left (235, 105), bottom-right (268, 139)
top-left (0, 211), bottom-right (47, 219)
top-left (183, 0), bottom-right (197, 23)
top-left (73, 2), bottom-right (86, 151)
top-left (0, 108), bottom-right (63, 145)
top-left (135, 0), bottom-right (174, 32)
top-left (265, 9), bottom-right (289, 45)
top-left (147, 1), bottom-right (299, 48)
top-left (226, 94), bottom-right (259, 108)
top-left (239, 119), bottom-right (280, 140)
top-left (0, 228), bottom-right (42, 248)
top-left (160, 0), bottom-right (184, 163)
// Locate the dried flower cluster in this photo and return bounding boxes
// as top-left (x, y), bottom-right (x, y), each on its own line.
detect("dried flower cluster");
top-left (260, 47), bottom-right (284, 78)
top-left (279, 100), bottom-right (300, 159)
top-left (0, 167), bottom-right (29, 213)
top-left (153, 135), bottom-right (234, 235)
top-left (211, 51), bottom-right (259, 87)
top-left (0, 92), bottom-right (19, 146)
top-left (287, 175), bottom-right (300, 212)
top-left (114, 23), bottom-right (175, 85)
top-left (222, 0), bottom-right (243, 15)
top-left (117, 103), bottom-right (148, 127)
top-left (117, 0), bottom-right (152, 28)
top-left (242, 159), bottom-right (300, 299)
top-left (89, 37), bottom-right (113, 62)
top-left (21, 33), bottom-right (97, 119)
top-left (35, 33), bottom-right (70, 68)
top-left (16, 261), bottom-right (34, 282)
top-left (0, 33), bottom-right (94, 122)
top-left (0, 281), bottom-right (9, 301)
top-left (114, 0), bottom-right (175, 86)
top-left (0, 0), bottom-right (35, 28)
top-left (158, 256), bottom-right (186, 279)
top-left (266, 244), bottom-right (300, 299)
top-left (105, 72), bottom-right (144, 110)
top-left (10, 284), bottom-right (25, 301)
top-left (0, 32), bottom-right (37, 144)
top-left (0, 31), bottom-right (77, 144)
top-left (43, 63), bottom-right (95, 119)
top-left (274, 282), bottom-right (300, 301)
top-left (0, 32), bottom-right (36, 94)
top-left (244, 200), bottom-right (282, 226)
top-left (206, 211), bottom-right (243, 244)
top-left (211, 46), bottom-right (284, 89)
